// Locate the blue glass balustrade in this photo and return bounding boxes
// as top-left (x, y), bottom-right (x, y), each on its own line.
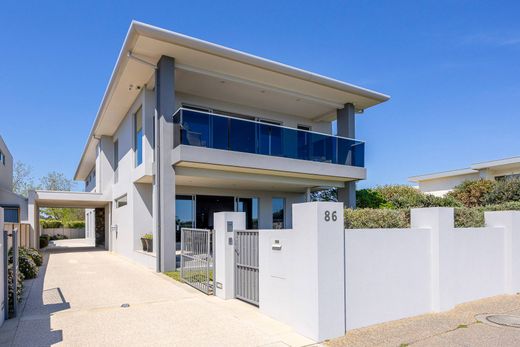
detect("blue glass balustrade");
top-left (172, 108), bottom-right (365, 167)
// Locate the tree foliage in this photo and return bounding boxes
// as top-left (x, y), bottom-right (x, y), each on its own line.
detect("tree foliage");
top-left (12, 161), bottom-right (38, 197)
top-left (447, 179), bottom-right (496, 207)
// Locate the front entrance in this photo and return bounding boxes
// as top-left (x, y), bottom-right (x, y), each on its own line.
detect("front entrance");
top-left (175, 195), bottom-right (259, 242)
top-left (196, 195), bottom-right (234, 230)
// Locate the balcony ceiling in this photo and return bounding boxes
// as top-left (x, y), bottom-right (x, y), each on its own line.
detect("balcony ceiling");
top-left (76, 21), bottom-right (389, 180)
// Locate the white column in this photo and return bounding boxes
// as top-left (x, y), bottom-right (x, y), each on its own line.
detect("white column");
top-left (411, 207), bottom-right (454, 312)
top-left (214, 212), bottom-right (245, 300)
top-left (485, 211), bottom-right (520, 294)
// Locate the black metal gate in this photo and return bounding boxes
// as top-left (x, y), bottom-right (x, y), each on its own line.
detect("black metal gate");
top-left (234, 230), bottom-right (259, 306)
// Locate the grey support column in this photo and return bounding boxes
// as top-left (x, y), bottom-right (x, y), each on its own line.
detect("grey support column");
top-left (337, 103), bottom-right (357, 208)
top-left (154, 56), bottom-right (176, 272)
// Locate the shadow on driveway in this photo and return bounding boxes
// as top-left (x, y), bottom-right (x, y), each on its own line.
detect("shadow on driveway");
top-left (0, 244), bottom-right (102, 346)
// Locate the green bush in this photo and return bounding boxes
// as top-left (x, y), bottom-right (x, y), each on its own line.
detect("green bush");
top-left (8, 265), bottom-right (24, 314)
top-left (454, 207), bottom-right (485, 228)
top-left (40, 219), bottom-right (63, 228)
top-left (356, 189), bottom-right (394, 209)
top-left (40, 234), bottom-right (50, 248)
top-left (142, 233), bottom-right (153, 240)
top-left (373, 185), bottom-right (460, 209)
top-left (23, 247), bottom-right (43, 267)
top-left (447, 179), bottom-right (496, 207)
top-left (484, 179), bottom-right (520, 205)
top-left (9, 247), bottom-right (39, 279)
top-left (50, 234), bottom-right (68, 241)
top-left (63, 220), bottom-right (85, 229)
top-left (345, 208), bottom-right (410, 229)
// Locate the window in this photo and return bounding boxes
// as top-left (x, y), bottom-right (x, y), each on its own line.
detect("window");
top-left (236, 197), bottom-right (259, 229)
top-left (3, 207), bottom-right (19, 223)
top-left (495, 174), bottom-right (520, 181)
top-left (114, 139), bottom-right (119, 183)
top-left (272, 198), bottom-right (285, 229)
top-left (115, 194), bottom-right (128, 208)
top-left (134, 107), bottom-right (143, 167)
top-left (0, 150), bottom-right (4, 165)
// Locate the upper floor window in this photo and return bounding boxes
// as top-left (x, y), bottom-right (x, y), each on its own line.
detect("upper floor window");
top-left (0, 150), bottom-right (5, 165)
top-left (134, 107), bottom-right (143, 167)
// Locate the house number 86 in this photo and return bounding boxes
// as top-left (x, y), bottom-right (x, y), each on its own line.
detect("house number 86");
top-left (324, 210), bottom-right (337, 222)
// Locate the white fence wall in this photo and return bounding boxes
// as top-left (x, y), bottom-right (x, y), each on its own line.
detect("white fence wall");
top-left (447, 227), bottom-right (505, 306)
top-left (345, 228), bottom-right (432, 330)
top-left (214, 204), bottom-right (520, 343)
top-left (42, 228), bottom-right (85, 239)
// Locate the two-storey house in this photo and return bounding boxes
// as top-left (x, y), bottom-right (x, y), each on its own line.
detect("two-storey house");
top-left (70, 21), bottom-right (389, 271)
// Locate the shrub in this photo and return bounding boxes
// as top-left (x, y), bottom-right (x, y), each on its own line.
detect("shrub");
top-left (63, 220), bottom-right (85, 229)
top-left (40, 234), bottom-right (50, 248)
top-left (23, 247), bottom-right (43, 267)
top-left (142, 233), bottom-right (153, 240)
top-left (9, 247), bottom-right (39, 279)
top-left (454, 207), bottom-right (485, 228)
top-left (50, 234), bottom-right (68, 241)
top-left (8, 265), bottom-right (24, 314)
top-left (345, 208), bottom-right (410, 229)
top-left (448, 179), bottom-right (496, 207)
top-left (484, 179), bottom-right (520, 205)
top-left (372, 185), bottom-right (460, 209)
top-left (356, 189), bottom-right (394, 209)
top-left (40, 219), bottom-right (63, 228)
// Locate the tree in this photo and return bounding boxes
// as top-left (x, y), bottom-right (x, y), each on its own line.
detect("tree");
top-left (39, 172), bottom-right (83, 222)
top-left (39, 171), bottom-right (75, 191)
top-left (311, 188), bottom-right (338, 202)
top-left (12, 161), bottom-right (38, 197)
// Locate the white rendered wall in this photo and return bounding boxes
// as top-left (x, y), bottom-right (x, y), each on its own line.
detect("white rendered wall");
top-left (344, 228), bottom-right (432, 330)
top-left (258, 202), bottom-right (345, 342)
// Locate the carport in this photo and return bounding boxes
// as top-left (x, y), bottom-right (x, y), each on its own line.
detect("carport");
top-left (28, 190), bottom-right (112, 249)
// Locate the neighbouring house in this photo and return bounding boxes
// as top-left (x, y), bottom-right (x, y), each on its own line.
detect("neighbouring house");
top-left (409, 156), bottom-right (520, 196)
top-left (0, 135), bottom-right (28, 223)
top-left (28, 21), bottom-right (389, 271)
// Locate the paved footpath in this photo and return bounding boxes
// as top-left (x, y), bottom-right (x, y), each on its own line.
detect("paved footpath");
top-left (328, 294), bottom-right (520, 347)
top-left (0, 240), bottom-right (313, 346)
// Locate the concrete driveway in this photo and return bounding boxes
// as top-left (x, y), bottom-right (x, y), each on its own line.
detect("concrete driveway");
top-left (0, 240), bottom-right (313, 346)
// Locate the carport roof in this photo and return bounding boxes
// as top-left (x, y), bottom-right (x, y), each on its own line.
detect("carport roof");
top-left (29, 190), bottom-right (111, 208)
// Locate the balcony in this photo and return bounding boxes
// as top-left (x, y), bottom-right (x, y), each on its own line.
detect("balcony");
top-left (172, 108), bottom-right (364, 167)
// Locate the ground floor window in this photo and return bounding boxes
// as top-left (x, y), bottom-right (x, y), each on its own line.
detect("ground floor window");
top-left (176, 195), bottom-right (195, 242)
top-left (272, 198), bottom-right (285, 229)
top-left (3, 207), bottom-right (19, 223)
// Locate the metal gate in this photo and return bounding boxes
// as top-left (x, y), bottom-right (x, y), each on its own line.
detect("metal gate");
top-left (234, 230), bottom-right (259, 306)
top-left (180, 228), bottom-right (214, 295)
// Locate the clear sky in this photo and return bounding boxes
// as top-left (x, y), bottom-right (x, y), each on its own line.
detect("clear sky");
top-left (1, 0), bottom-right (519, 189)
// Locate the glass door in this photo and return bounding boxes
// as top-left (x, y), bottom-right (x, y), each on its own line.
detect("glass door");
top-left (176, 195), bottom-right (195, 244)
top-left (235, 197), bottom-right (259, 229)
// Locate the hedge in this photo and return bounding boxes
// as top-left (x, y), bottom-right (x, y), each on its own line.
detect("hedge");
top-left (345, 202), bottom-right (520, 229)
top-left (40, 220), bottom-right (85, 229)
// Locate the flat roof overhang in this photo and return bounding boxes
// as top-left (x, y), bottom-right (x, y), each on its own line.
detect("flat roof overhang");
top-left (408, 169), bottom-right (479, 183)
top-left (29, 190), bottom-right (111, 208)
top-left (75, 21), bottom-right (389, 181)
top-left (172, 145), bottom-right (365, 192)
top-left (471, 157), bottom-right (520, 171)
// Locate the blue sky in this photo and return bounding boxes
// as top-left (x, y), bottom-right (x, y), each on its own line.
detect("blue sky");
top-left (1, 0), bottom-right (519, 189)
